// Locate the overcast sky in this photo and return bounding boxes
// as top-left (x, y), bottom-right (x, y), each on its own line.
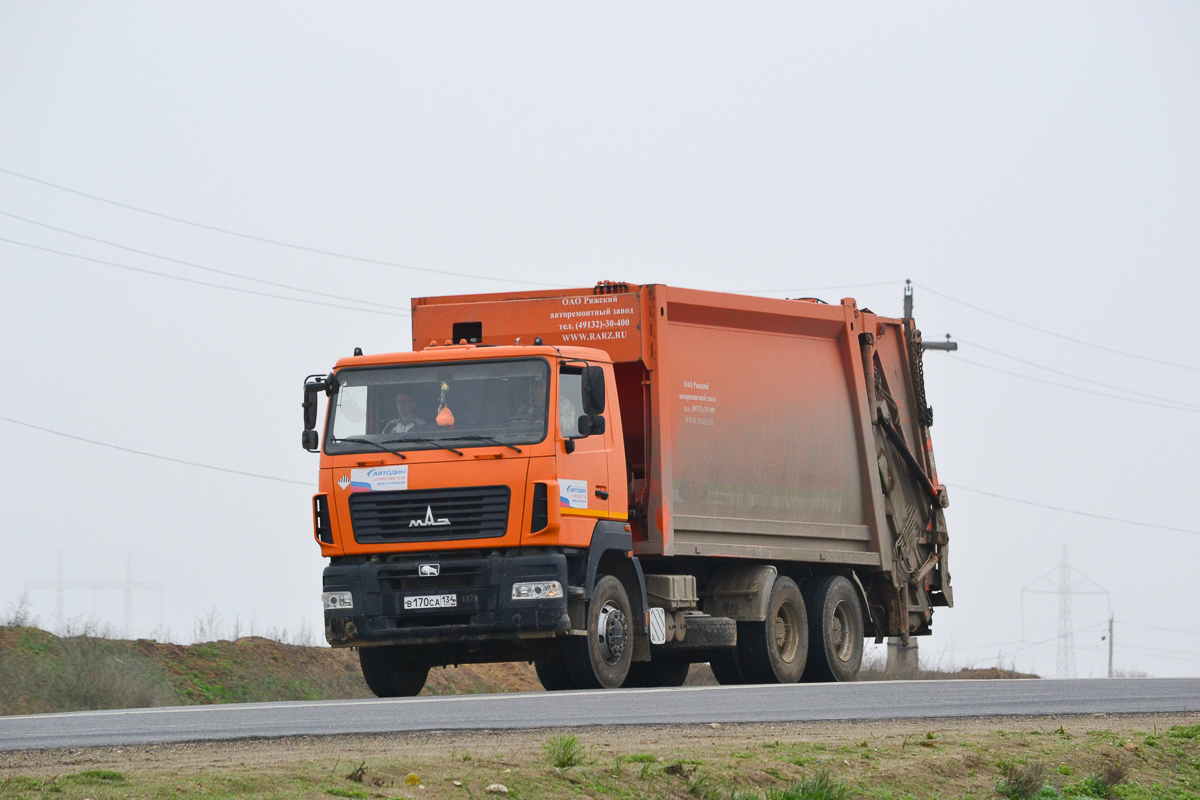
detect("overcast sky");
top-left (1, 3), bottom-right (1197, 678)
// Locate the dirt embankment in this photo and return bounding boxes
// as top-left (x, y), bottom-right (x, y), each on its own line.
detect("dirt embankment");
top-left (0, 626), bottom-right (543, 715)
top-left (0, 625), bottom-right (1036, 716)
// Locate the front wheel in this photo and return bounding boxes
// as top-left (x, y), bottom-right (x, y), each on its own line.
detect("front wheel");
top-left (564, 575), bottom-right (633, 689)
top-left (358, 646), bottom-right (429, 697)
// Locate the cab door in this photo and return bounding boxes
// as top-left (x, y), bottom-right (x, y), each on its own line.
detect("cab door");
top-left (554, 365), bottom-right (610, 547)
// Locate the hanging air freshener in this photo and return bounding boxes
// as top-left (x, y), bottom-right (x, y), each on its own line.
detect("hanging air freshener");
top-left (436, 380), bottom-right (455, 426)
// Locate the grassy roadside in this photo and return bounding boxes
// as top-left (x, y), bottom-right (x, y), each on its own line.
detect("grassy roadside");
top-left (1, 623), bottom-right (1039, 716)
top-left (2, 716), bottom-right (1198, 800)
top-left (0, 626), bottom-right (548, 715)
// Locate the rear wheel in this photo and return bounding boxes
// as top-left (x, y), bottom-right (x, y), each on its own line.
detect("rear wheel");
top-left (737, 576), bottom-right (808, 684)
top-left (622, 657), bottom-right (691, 688)
top-left (709, 646), bottom-right (748, 685)
top-left (564, 575), bottom-right (633, 689)
top-left (358, 646), bottom-right (429, 697)
top-left (534, 651), bottom-right (575, 691)
top-left (802, 575), bottom-right (865, 682)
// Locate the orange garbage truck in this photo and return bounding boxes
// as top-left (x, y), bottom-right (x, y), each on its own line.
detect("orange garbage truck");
top-left (302, 282), bottom-right (951, 695)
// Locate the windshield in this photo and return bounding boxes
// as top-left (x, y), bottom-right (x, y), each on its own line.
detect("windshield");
top-left (324, 357), bottom-right (550, 454)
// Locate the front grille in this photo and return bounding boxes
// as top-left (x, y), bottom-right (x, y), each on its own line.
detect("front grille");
top-left (377, 561), bottom-right (484, 593)
top-left (349, 486), bottom-right (510, 543)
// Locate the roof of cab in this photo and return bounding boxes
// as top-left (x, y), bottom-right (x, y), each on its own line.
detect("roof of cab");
top-left (332, 343), bottom-right (612, 371)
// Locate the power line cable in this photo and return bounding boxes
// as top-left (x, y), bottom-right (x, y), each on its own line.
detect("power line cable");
top-left (948, 355), bottom-right (1200, 413)
top-left (0, 415), bottom-right (309, 486)
top-left (1112, 646), bottom-right (1200, 664)
top-left (947, 483), bottom-right (1200, 535)
top-left (747, 280), bottom-right (901, 294)
top-left (995, 623), bottom-right (1107, 658)
top-left (0, 166), bottom-right (564, 288)
top-left (913, 281), bottom-right (1200, 373)
top-left (0, 236), bottom-right (408, 317)
top-left (1108, 642), bottom-right (1200, 662)
top-left (946, 638), bottom-right (1029, 653)
top-left (956, 337), bottom-right (1200, 410)
top-left (1112, 643), bottom-right (1200, 659)
top-left (0, 209), bottom-right (407, 311)
top-left (1117, 622), bottom-right (1200, 638)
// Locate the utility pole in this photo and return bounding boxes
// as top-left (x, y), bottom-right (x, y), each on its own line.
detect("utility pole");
top-left (55, 553), bottom-right (64, 626)
top-left (1057, 546), bottom-right (1077, 679)
top-left (1021, 546), bottom-right (1109, 679)
top-left (124, 554), bottom-right (134, 637)
top-left (25, 554), bottom-right (163, 637)
top-left (903, 280), bottom-right (958, 351)
top-left (1108, 613), bottom-right (1114, 678)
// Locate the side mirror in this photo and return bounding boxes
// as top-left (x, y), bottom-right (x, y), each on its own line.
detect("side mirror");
top-left (576, 414), bottom-right (606, 437)
top-left (302, 373), bottom-right (331, 451)
top-left (581, 366), bottom-right (605, 415)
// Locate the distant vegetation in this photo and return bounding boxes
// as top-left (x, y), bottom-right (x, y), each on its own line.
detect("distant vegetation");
top-left (0, 595), bottom-right (546, 716)
top-left (1, 596), bottom-right (1039, 716)
top-left (0, 623), bottom-right (367, 716)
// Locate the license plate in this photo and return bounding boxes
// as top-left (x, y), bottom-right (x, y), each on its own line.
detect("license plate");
top-left (404, 594), bottom-right (457, 610)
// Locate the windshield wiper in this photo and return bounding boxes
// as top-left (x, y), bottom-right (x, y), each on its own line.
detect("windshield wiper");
top-left (331, 437), bottom-right (407, 460)
top-left (381, 436), bottom-right (464, 456)
top-left (443, 435), bottom-right (523, 453)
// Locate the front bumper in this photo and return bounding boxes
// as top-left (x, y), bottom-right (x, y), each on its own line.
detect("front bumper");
top-left (323, 550), bottom-right (571, 647)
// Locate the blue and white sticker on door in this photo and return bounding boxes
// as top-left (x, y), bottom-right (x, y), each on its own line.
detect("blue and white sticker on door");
top-left (348, 465), bottom-right (408, 492)
top-left (559, 479), bottom-right (588, 509)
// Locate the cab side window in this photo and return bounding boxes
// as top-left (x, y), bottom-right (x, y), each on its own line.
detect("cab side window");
top-left (559, 370), bottom-right (584, 438)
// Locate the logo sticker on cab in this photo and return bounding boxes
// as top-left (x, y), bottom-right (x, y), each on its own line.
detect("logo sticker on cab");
top-left (348, 465), bottom-right (408, 492)
top-left (559, 479), bottom-right (588, 509)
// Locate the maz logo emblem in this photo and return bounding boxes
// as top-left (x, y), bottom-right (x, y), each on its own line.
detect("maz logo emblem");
top-left (418, 564), bottom-right (441, 577)
top-left (337, 475), bottom-right (350, 490)
top-left (409, 506), bottom-right (451, 528)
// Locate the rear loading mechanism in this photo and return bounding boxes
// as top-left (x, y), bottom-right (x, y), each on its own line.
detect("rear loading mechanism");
top-left (305, 282), bottom-right (952, 695)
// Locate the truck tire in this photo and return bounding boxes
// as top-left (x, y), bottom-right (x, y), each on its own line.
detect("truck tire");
top-left (709, 648), bottom-right (748, 685)
top-left (564, 575), bottom-right (633, 689)
top-left (358, 646), bottom-right (429, 697)
top-left (622, 657), bottom-right (691, 688)
top-left (802, 575), bottom-right (865, 682)
top-left (534, 652), bottom-right (575, 691)
top-left (737, 576), bottom-right (808, 684)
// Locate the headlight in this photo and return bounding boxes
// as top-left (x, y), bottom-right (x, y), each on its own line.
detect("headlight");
top-left (511, 581), bottom-right (563, 600)
top-left (322, 591), bottom-right (354, 610)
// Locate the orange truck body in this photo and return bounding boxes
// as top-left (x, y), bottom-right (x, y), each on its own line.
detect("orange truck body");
top-left (310, 282), bottom-right (951, 692)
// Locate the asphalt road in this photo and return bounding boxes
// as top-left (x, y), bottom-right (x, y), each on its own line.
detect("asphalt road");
top-left (3, 678), bottom-right (1199, 751)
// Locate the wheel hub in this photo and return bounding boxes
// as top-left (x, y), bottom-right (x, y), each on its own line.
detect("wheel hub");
top-left (831, 600), bottom-right (854, 661)
top-left (597, 601), bottom-right (628, 664)
top-left (773, 602), bottom-right (800, 663)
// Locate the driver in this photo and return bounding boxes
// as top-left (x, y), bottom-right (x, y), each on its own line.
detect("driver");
top-left (383, 391), bottom-right (427, 435)
top-left (513, 377), bottom-right (545, 421)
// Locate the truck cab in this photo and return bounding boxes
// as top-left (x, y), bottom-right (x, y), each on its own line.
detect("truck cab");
top-left (308, 343), bottom-right (645, 695)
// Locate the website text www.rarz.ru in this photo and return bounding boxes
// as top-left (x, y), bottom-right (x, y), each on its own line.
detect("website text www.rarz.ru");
top-left (561, 330), bottom-right (629, 342)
